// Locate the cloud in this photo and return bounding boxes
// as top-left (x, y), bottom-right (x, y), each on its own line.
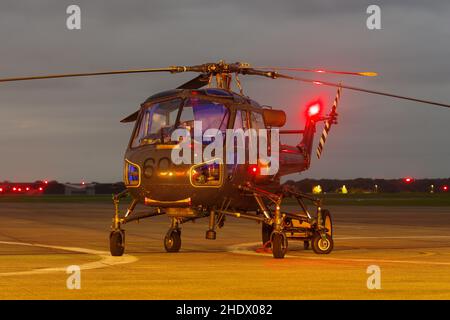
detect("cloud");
top-left (0, 0), bottom-right (449, 181)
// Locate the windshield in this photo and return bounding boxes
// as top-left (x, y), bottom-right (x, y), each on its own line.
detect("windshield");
top-left (179, 98), bottom-right (229, 135)
top-left (131, 98), bottom-right (229, 148)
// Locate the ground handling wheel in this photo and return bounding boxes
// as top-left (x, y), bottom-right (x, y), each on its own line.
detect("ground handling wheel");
top-left (311, 209), bottom-right (334, 254)
top-left (110, 230), bottom-right (125, 256)
top-left (271, 232), bottom-right (288, 259)
top-left (311, 233), bottom-right (334, 254)
top-left (164, 229), bottom-right (181, 253)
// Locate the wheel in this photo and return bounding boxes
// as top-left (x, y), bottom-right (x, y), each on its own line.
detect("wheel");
top-left (303, 240), bottom-right (310, 250)
top-left (271, 232), bottom-right (288, 259)
top-left (110, 230), bottom-right (125, 256)
top-left (311, 233), bottom-right (334, 254)
top-left (262, 222), bottom-right (274, 247)
top-left (320, 209), bottom-right (333, 237)
top-left (164, 229), bottom-right (181, 252)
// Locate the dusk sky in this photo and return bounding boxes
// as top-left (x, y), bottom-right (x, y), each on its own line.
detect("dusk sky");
top-left (0, 0), bottom-right (449, 182)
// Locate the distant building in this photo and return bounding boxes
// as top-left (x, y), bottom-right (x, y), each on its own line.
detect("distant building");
top-left (63, 183), bottom-right (96, 196)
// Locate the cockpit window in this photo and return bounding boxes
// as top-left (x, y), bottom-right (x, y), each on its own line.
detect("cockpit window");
top-left (178, 98), bottom-right (229, 136)
top-left (132, 99), bottom-right (182, 148)
top-left (131, 98), bottom-right (230, 148)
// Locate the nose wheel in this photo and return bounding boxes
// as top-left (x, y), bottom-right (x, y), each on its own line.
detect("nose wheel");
top-left (164, 229), bottom-right (182, 252)
top-left (110, 230), bottom-right (125, 256)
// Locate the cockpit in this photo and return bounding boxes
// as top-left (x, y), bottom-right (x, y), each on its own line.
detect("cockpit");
top-left (131, 97), bottom-right (230, 148)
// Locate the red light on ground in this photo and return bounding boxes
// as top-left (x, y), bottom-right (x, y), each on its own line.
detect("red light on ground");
top-left (39, 187), bottom-right (43, 191)
top-left (81, 181), bottom-right (85, 185)
top-left (0, 188), bottom-right (3, 192)
top-left (443, 185), bottom-right (449, 192)
top-left (313, 81), bottom-right (323, 85)
top-left (18, 188), bottom-right (22, 192)
top-left (13, 187), bottom-right (17, 191)
top-left (44, 180), bottom-right (48, 184)
top-left (403, 177), bottom-right (414, 183)
top-left (26, 187), bottom-right (30, 191)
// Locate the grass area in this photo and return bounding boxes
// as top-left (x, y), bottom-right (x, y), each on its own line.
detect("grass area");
top-left (284, 192), bottom-right (450, 206)
top-left (1, 193), bottom-right (449, 206)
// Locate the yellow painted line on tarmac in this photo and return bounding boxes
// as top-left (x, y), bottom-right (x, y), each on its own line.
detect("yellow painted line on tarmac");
top-left (0, 241), bottom-right (138, 277)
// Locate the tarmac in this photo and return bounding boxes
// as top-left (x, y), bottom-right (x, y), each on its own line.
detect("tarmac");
top-left (0, 202), bottom-right (449, 299)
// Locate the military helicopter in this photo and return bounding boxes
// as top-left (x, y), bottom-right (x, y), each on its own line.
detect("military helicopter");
top-left (1, 60), bottom-right (449, 259)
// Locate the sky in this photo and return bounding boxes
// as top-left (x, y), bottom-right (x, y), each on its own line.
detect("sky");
top-left (0, 0), bottom-right (449, 182)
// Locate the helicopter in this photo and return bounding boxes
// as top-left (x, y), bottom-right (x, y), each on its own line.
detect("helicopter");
top-left (1, 60), bottom-right (449, 259)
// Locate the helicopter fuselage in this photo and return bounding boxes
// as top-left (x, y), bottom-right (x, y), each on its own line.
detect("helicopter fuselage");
top-left (122, 88), bottom-right (312, 214)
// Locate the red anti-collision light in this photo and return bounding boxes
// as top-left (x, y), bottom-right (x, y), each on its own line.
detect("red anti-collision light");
top-left (306, 100), bottom-right (322, 118)
top-left (248, 165), bottom-right (260, 175)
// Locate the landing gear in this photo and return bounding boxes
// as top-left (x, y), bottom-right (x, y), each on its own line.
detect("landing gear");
top-left (164, 229), bottom-right (182, 252)
top-left (271, 232), bottom-right (288, 259)
top-left (311, 209), bottom-right (333, 254)
top-left (239, 183), bottom-right (335, 259)
top-left (311, 233), bottom-right (333, 254)
top-left (110, 230), bottom-right (125, 256)
top-left (164, 217), bottom-right (182, 253)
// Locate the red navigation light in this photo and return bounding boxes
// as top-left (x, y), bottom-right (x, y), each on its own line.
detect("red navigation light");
top-left (403, 177), bottom-right (414, 184)
top-left (306, 101), bottom-right (322, 118)
top-left (443, 185), bottom-right (449, 192)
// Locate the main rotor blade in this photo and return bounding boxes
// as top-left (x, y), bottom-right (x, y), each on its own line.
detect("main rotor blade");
top-left (177, 74), bottom-right (210, 89)
top-left (0, 67), bottom-right (181, 83)
top-left (271, 72), bottom-right (450, 109)
top-left (252, 66), bottom-right (377, 77)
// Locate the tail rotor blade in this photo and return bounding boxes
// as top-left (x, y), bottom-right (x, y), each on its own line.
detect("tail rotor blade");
top-left (317, 87), bottom-right (342, 159)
